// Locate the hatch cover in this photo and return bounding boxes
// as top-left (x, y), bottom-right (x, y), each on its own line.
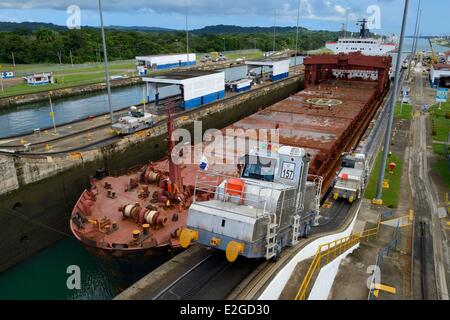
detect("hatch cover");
top-left (307, 98), bottom-right (343, 106)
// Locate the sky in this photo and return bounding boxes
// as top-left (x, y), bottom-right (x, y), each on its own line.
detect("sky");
top-left (0, 0), bottom-right (448, 36)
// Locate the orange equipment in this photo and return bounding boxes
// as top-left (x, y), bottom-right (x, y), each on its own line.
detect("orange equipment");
top-left (225, 178), bottom-right (246, 204)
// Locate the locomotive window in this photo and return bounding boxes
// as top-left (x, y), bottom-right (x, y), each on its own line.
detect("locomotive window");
top-left (221, 219), bottom-right (226, 227)
top-left (241, 155), bottom-right (276, 182)
top-left (341, 159), bottom-right (356, 169)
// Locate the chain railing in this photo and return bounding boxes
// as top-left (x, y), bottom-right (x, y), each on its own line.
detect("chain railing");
top-left (295, 217), bottom-right (381, 300)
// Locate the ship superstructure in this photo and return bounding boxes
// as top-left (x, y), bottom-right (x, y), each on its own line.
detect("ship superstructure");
top-left (326, 19), bottom-right (396, 56)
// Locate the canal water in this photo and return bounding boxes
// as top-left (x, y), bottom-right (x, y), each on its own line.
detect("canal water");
top-left (403, 37), bottom-right (449, 53)
top-left (0, 238), bottom-right (117, 300)
top-left (0, 58), bottom-right (304, 138)
top-left (0, 65), bottom-right (248, 138)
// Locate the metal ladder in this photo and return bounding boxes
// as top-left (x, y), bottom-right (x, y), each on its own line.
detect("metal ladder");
top-left (265, 213), bottom-right (278, 260)
top-left (291, 215), bottom-right (301, 246)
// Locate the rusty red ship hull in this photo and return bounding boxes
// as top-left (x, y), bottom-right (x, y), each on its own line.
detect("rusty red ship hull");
top-left (70, 52), bottom-right (391, 285)
top-left (81, 241), bottom-right (175, 289)
top-left (70, 168), bottom-right (193, 287)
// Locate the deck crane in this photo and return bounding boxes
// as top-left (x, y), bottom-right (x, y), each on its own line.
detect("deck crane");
top-left (428, 39), bottom-right (439, 66)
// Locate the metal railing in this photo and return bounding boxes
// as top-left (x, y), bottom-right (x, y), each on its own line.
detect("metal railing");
top-left (309, 175), bottom-right (323, 216)
top-left (445, 193), bottom-right (450, 206)
top-left (295, 216), bottom-right (381, 300)
top-left (193, 170), bottom-right (290, 218)
top-left (367, 219), bottom-right (401, 300)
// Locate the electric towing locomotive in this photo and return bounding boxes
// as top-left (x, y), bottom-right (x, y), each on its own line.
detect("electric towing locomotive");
top-left (179, 145), bottom-right (316, 262)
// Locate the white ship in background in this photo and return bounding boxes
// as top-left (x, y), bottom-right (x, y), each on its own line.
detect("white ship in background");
top-left (326, 19), bottom-right (397, 56)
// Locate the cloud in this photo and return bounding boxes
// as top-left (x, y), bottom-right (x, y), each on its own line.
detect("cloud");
top-left (334, 4), bottom-right (347, 15)
top-left (0, 14), bottom-right (19, 23)
top-left (0, 0), bottom-right (372, 21)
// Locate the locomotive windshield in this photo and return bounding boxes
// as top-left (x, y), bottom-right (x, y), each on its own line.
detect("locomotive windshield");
top-left (241, 155), bottom-right (276, 182)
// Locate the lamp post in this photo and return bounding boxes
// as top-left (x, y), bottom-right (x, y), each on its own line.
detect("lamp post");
top-left (294, 0), bottom-right (302, 68)
top-left (98, 0), bottom-right (114, 125)
top-left (406, 0), bottom-right (421, 81)
top-left (48, 92), bottom-right (57, 134)
top-left (185, 0), bottom-right (190, 63)
top-left (69, 49), bottom-right (74, 67)
top-left (272, 8), bottom-right (277, 53)
top-left (374, 0), bottom-right (410, 204)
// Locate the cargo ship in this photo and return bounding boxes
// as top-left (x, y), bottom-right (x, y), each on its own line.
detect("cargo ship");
top-left (70, 52), bottom-right (391, 284)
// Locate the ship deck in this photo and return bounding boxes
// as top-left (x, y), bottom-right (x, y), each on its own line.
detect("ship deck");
top-left (72, 175), bottom-right (188, 250)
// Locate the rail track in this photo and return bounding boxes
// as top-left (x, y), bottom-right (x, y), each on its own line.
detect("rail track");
top-left (419, 219), bottom-right (428, 299)
top-left (152, 251), bottom-right (263, 300)
top-left (0, 96), bottom-right (183, 150)
top-left (409, 69), bottom-right (445, 300)
top-left (132, 200), bottom-right (355, 301)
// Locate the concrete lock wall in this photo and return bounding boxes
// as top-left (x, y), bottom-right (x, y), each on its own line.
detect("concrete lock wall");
top-left (308, 244), bottom-right (360, 300)
top-left (0, 75), bottom-right (303, 273)
top-left (258, 201), bottom-right (361, 300)
top-left (0, 77), bottom-right (142, 109)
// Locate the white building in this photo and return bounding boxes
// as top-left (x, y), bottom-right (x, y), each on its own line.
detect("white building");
top-left (143, 70), bottom-right (225, 110)
top-left (25, 73), bottom-right (54, 86)
top-left (136, 53), bottom-right (196, 73)
top-left (445, 51), bottom-right (450, 64)
top-left (430, 63), bottom-right (450, 88)
top-left (1, 71), bottom-right (14, 79)
top-left (246, 58), bottom-right (290, 81)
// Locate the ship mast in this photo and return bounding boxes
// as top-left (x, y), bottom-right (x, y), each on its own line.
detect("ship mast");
top-left (357, 19), bottom-right (369, 39)
top-left (167, 100), bottom-right (183, 193)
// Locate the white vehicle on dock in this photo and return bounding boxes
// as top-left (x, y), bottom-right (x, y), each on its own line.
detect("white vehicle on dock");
top-left (112, 106), bottom-right (157, 135)
top-left (332, 153), bottom-right (367, 204)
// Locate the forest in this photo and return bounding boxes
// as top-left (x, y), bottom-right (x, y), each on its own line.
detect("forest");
top-left (0, 23), bottom-right (340, 64)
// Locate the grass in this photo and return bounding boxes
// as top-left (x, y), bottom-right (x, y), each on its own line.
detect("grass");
top-left (429, 101), bottom-right (450, 142)
top-left (225, 50), bottom-right (264, 60)
top-left (307, 47), bottom-right (334, 55)
top-left (433, 143), bottom-right (448, 157)
top-left (0, 60), bottom-right (136, 98)
top-left (0, 70), bottom-right (132, 98)
top-left (429, 100), bottom-right (450, 188)
top-left (432, 159), bottom-right (450, 189)
top-left (0, 60), bottom-right (135, 76)
top-left (365, 151), bottom-right (404, 208)
top-left (0, 49), bottom-right (264, 98)
top-left (394, 102), bottom-right (413, 120)
top-left (196, 49), bottom-right (264, 62)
